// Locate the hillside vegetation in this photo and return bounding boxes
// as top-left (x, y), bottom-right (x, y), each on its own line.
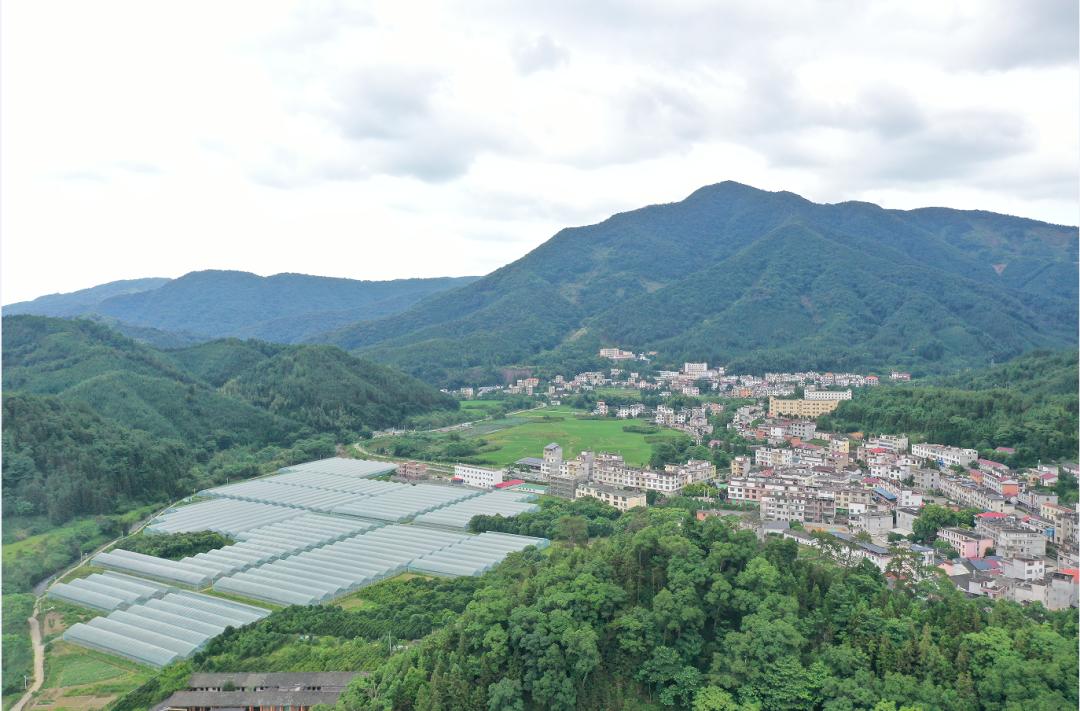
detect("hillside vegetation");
top-left (110, 508), bottom-right (1079, 711)
top-left (4, 270), bottom-right (479, 344)
top-left (818, 350), bottom-right (1078, 466)
top-left (1, 315), bottom-right (458, 592)
top-left (322, 182), bottom-right (1077, 385)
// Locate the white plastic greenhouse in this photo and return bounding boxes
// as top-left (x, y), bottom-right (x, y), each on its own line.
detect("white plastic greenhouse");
top-left (48, 572), bottom-right (175, 612)
top-left (331, 484), bottom-right (481, 522)
top-left (62, 591), bottom-right (269, 667)
top-left (146, 498), bottom-right (303, 536)
top-left (411, 490), bottom-right (540, 529)
top-left (91, 549), bottom-right (218, 588)
top-left (277, 457), bottom-right (397, 478)
top-left (409, 532), bottom-right (549, 577)
top-left (211, 524), bottom-right (470, 606)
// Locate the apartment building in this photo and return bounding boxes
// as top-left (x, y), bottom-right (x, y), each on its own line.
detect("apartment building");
top-left (454, 464), bottom-right (505, 489)
top-left (975, 517), bottom-right (1047, 557)
top-left (730, 456), bottom-right (752, 478)
top-left (754, 447), bottom-right (795, 467)
top-left (1001, 556), bottom-right (1045, 581)
top-left (867, 434), bottom-right (909, 453)
top-left (787, 420), bottom-right (817, 439)
top-left (937, 527), bottom-right (993, 558)
top-left (911, 443), bottom-right (979, 468)
top-left (575, 483), bottom-right (646, 512)
top-left (760, 491), bottom-right (836, 523)
top-left (803, 389), bottom-right (853, 401)
top-left (768, 397), bottom-right (842, 418)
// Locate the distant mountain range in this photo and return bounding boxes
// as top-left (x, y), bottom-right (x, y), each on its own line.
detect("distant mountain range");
top-left (319, 182), bottom-right (1078, 383)
top-left (6, 183), bottom-right (1076, 384)
top-left (3, 271), bottom-right (480, 343)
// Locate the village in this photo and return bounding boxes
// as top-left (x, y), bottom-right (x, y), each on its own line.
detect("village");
top-left (428, 354), bottom-right (1078, 612)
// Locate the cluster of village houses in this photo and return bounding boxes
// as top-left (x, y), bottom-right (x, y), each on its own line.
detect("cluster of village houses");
top-left (449, 354), bottom-right (905, 400)
top-left (435, 357), bottom-right (1076, 610)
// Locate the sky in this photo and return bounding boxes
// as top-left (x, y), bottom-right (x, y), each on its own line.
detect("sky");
top-left (3, 0), bottom-right (1077, 304)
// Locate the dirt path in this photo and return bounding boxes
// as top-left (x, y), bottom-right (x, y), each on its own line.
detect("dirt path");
top-left (10, 612), bottom-right (43, 711)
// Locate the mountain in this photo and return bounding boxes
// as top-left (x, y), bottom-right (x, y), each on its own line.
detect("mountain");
top-left (3, 270), bottom-right (480, 344)
top-left (2, 315), bottom-right (457, 444)
top-left (321, 182), bottom-right (1077, 383)
top-left (2, 277), bottom-right (169, 317)
top-left (93, 270), bottom-right (478, 342)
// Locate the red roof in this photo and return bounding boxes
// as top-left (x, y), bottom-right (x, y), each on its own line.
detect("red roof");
top-left (1060, 569), bottom-right (1080, 582)
top-left (976, 512), bottom-right (1008, 519)
top-left (867, 447), bottom-right (889, 454)
top-left (994, 446), bottom-right (1016, 453)
top-left (494, 479), bottom-right (525, 488)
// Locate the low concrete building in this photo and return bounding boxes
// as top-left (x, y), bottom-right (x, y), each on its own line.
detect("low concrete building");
top-left (575, 483), bottom-right (646, 512)
top-left (158, 672), bottom-right (358, 711)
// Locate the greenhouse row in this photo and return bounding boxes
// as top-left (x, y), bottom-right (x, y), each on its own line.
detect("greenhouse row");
top-left (176, 513), bottom-right (382, 578)
top-left (409, 532), bottom-right (549, 577)
top-left (330, 483), bottom-right (481, 522)
top-left (62, 591), bottom-right (269, 668)
top-left (412, 490), bottom-right (539, 529)
top-left (48, 572), bottom-right (175, 612)
top-left (213, 524), bottom-right (470, 606)
top-left (201, 479), bottom-right (363, 513)
top-left (265, 470), bottom-right (405, 495)
top-left (278, 457), bottom-right (397, 478)
top-left (146, 498), bottom-right (303, 536)
top-left (92, 548), bottom-right (225, 588)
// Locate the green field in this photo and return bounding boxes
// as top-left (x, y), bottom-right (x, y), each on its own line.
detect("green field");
top-left (466, 406), bottom-right (687, 467)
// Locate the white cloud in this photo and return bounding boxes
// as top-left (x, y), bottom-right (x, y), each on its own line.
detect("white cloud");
top-left (2, 0), bottom-right (1076, 303)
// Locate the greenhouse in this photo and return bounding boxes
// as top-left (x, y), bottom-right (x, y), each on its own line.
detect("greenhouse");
top-left (409, 532), bottom-right (549, 577)
top-left (331, 484), bottom-right (481, 522)
top-left (176, 513), bottom-right (380, 578)
top-left (62, 591), bottom-right (269, 668)
top-left (411, 490), bottom-right (540, 529)
top-left (199, 479), bottom-right (363, 513)
top-left (212, 524), bottom-right (469, 606)
top-left (263, 471), bottom-right (404, 496)
top-left (278, 457), bottom-right (397, 478)
top-left (48, 572), bottom-right (175, 612)
top-left (92, 549), bottom-right (218, 588)
top-left (146, 498), bottom-right (303, 536)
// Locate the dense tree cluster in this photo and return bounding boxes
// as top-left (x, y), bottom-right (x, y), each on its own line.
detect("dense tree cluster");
top-left (116, 531), bottom-right (234, 560)
top-left (468, 497), bottom-right (623, 541)
top-left (338, 509), bottom-right (1077, 710)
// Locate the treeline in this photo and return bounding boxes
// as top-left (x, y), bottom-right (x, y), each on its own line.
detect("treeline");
top-left (468, 497), bottom-right (623, 540)
top-left (819, 350), bottom-right (1078, 467)
top-left (2, 394), bottom-right (192, 523)
top-left (338, 508), bottom-right (1078, 710)
top-left (116, 531), bottom-right (233, 560)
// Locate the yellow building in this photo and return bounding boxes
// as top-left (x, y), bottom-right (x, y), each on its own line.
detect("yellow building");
top-left (768, 397), bottom-right (841, 419)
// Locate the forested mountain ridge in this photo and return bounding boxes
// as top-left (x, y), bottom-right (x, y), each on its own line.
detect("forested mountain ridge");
top-left (2, 277), bottom-right (168, 317)
top-left (322, 182), bottom-right (1077, 384)
top-left (1, 315), bottom-right (457, 531)
top-left (3, 270), bottom-right (480, 344)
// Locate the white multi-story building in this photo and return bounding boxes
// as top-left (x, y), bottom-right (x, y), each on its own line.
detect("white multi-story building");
top-left (911, 443), bottom-right (978, 468)
top-left (454, 464), bottom-right (505, 489)
top-left (804, 389), bottom-right (853, 401)
top-left (575, 483), bottom-right (646, 512)
top-left (683, 362), bottom-right (709, 376)
top-left (755, 447), bottom-right (795, 468)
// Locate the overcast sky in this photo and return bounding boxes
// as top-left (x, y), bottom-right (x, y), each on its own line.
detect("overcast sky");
top-left (3, 0), bottom-right (1077, 304)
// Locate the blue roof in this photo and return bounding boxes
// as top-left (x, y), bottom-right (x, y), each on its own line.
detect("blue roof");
top-left (970, 559), bottom-right (993, 571)
top-left (872, 487), bottom-right (897, 501)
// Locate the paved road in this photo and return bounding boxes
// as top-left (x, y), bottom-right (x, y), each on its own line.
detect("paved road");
top-left (10, 612), bottom-right (43, 711)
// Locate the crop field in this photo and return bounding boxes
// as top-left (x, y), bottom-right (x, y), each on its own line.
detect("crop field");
top-left (30, 642), bottom-right (152, 711)
top-left (465, 406), bottom-right (686, 467)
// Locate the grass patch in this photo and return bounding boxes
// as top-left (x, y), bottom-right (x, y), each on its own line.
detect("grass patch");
top-left (36, 641), bottom-right (152, 710)
top-left (469, 407), bottom-right (687, 467)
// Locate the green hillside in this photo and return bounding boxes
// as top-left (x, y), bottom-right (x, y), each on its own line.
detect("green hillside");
top-left (322, 182), bottom-right (1077, 384)
top-left (1, 277), bottom-right (168, 317)
top-left (92, 270), bottom-right (479, 342)
top-left (218, 345), bottom-right (458, 438)
top-left (1, 316), bottom-right (458, 533)
top-left (818, 350), bottom-right (1079, 466)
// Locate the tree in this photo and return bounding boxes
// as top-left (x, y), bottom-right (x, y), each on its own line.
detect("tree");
top-left (554, 515), bottom-right (589, 546)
